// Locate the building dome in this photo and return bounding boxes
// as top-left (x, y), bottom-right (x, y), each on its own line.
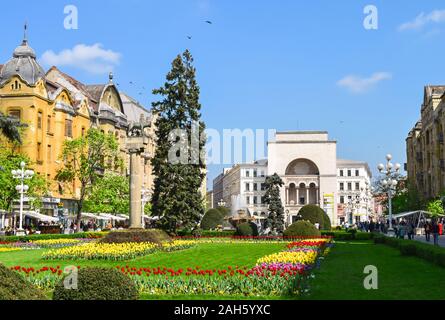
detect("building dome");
top-left (0, 39), bottom-right (45, 85)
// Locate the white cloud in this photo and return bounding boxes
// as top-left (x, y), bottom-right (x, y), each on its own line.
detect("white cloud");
top-left (41, 43), bottom-right (121, 75)
top-left (398, 10), bottom-right (445, 31)
top-left (337, 72), bottom-right (392, 94)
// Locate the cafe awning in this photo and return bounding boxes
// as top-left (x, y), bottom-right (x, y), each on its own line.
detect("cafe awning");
top-left (99, 213), bottom-right (127, 221)
top-left (23, 211), bottom-right (60, 223)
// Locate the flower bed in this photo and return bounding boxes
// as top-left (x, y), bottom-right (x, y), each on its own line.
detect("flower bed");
top-left (31, 239), bottom-right (84, 248)
top-left (41, 240), bottom-right (196, 261)
top-left (0, 247), bottom-right (22, 253)
top-left (16, 237), bottom-right (331, 297)
top-left (42, 242), bottom-right (159, 261)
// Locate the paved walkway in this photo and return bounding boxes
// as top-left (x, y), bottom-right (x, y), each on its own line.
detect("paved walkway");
top-left (412, 235), bottom-right (445, 248)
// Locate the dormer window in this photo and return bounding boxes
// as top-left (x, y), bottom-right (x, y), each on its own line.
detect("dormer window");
top-left (11, 80), bottom-right (21, 90)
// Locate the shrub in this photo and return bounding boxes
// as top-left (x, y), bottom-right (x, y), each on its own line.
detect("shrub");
top-left (353, 232), bottom-right (374, 241)
top-left (383, 237), bottom-right (402, 249)
top-left (0, 232), bottom-right (106, 243)
top-left (375, 235), bottom-right (445, 268)
top-left (200, 209), bottom-right (224, 230)
top-left (175, 230), bottom-right (236, 237)
top-left (53, 267), bottom-right (138, 300)
top-left (298, 205), bottom-right (331, 230)
top-left (0, 264), bottom-right (47, 300)
top-left (216, 206), bottom-right (231, 217)
top-left (100, 229), bottom-right (170, 244)
top-left (399, 242), bottom-right (417, 256)
top-left (249, 222), bottom-right (259, 236)
top-left (283, 221), bottom-right (321, 237)
top-left (235, 223), bottom-right (254, 236)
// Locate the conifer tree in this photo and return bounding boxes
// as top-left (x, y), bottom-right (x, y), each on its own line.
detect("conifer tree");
top-left (151, 50), bottom-right (206, 235)
top-left (263, 173), bottom-right (285, 234)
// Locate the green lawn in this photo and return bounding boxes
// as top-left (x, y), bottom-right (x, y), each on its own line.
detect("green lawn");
top-left (3, 241), bottom-right (445, 300)
top-left (0, 243), bottom-right (285, 270)
top-left (307, 240), bottom-right (445, 300)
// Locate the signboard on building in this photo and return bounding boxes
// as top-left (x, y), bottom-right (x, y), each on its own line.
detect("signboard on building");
top-left (323, 193), bottom-right (335, 224)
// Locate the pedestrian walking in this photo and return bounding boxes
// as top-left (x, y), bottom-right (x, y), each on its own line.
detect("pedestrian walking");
top-left (432, 219), bottom-right (440, 246)
top-left (425, 221), bottom-right (431, 242)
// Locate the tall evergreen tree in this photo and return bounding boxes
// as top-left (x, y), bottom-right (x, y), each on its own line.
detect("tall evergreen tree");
top-left (263, 173), bottom-right (285, 234)
top-left (151, 50), bottom-right (206, 235)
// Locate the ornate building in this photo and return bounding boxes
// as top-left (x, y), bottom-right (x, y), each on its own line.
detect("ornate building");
top-left (406, 85), bottom-right (445, 200)
top-left (0, 35), bottom-right (155, 216)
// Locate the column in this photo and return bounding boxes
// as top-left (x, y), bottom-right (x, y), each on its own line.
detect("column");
top-left (297, 188), bottom-right (300, 205)
top-left (285, 187), bottom-right (288, 205)
top-left (129, 151), bottom-right (142, 229)
top-left (306, 188), bottom-right (309, 205)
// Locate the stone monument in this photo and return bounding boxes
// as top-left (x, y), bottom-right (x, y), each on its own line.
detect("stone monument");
top-left (126, 114), bottom-right (151, 229)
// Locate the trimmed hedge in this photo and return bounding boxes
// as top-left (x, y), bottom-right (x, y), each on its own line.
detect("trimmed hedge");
top-left (100, 229), bottom-right (170, 244)
top-left (298, 205), bottom-right (331, 230)
top-left (374, 234), bottom-right (445, 268)
top-left (235, 223), bottom-right (258, 236)
top-left (200, 209), bottom-right (224, 230)
top-left (53, 267), bottom-right (138, 300)
top-left (0, 264), bottom-right (47, 300)
top-left (320, 231), bottom-right (374, 241)
top-left (283, 221), bottom-right (321, 237)
top-left (176, 229), bottom-right (236, 237)
top-left (0, 232), bottom-right (106, 243)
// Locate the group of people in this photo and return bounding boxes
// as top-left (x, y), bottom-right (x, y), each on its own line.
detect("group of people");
top-left (357, 220), bottom-right (386, 233)
top-left (421, 219), bottom-right (444, 246)
top-left (393, 220), bottom-right (416, 240)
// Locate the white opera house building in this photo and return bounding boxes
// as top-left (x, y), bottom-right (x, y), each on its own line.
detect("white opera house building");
top-left (213, 131), bottom-right (372, 227)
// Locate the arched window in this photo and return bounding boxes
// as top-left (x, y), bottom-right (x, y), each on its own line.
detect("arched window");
top-left (285, 159), bottom-right (320, 175)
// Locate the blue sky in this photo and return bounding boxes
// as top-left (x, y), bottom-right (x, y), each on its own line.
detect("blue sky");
top-left (1, 0), bottom-right (445, 187)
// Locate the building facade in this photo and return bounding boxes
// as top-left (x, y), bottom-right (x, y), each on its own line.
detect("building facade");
top-left (0, 35), bottom-right (155, 215)
top-left (336, 159), bottom-right (373, 224)
top-left (213, 131), bottom-right (372, 227)
top-left (406, 85), bottom-right (445, 200)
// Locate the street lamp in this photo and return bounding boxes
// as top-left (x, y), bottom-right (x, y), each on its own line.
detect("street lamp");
top-left (377, 154), bottom-right (400, 237)
top-left (347, 193), bottom-right (360, 225)
top-left (11, 161), bottom-right (34, 235)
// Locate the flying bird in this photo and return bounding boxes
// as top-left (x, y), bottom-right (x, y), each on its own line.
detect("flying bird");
top-left (205, 20), bottom-right (212, 24)
top-left (187, 36), bottom-right (192, 40)
top-left (129, 81), bottom-right (134, 85)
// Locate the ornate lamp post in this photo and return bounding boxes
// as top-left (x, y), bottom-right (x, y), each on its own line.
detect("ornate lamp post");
top-left (347, 193), bottom-right (360, 225)
top-left (360, 184), bottom-right (373, 222)
top-left (377, 154), bottom-right (401, 237)
top-left (11, 161), bottom-right (34, 235)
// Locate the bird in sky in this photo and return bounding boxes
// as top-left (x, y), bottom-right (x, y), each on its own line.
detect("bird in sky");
top-left (129, 81), bottom-right (134, 85)
top-left (205, 20), bottom-right (212, 24)
top-left (187, 36), bottom-right (192, 40)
